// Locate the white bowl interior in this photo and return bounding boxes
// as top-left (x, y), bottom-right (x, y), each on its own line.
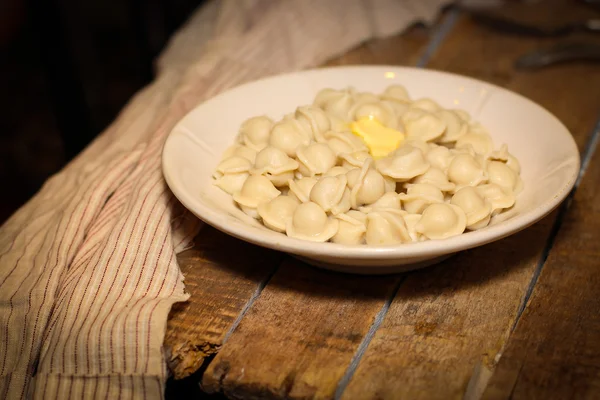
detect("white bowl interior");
top-left (162, 66), bottom-right (579, 270)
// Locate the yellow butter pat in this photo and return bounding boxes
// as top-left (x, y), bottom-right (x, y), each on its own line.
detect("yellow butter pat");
top-left (350, 117), bottom-right (405, 159)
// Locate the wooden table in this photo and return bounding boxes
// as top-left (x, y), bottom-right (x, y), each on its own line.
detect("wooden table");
top-left (165, 1), bottom-right (600, 398)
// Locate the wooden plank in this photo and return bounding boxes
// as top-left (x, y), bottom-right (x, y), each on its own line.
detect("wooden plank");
top-left (165, 226), bottom-right (281, 379)
top-left (482, 140), bottom-right (600, 398)
top-left (201, 259), bottom-right (402, 399)
top-left (341, 2), bottom-right (600, 398)
top-left (166, 23), bottom-right (432, 381)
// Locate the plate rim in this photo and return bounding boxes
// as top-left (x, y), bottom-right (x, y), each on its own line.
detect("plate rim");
top-left (162, 65), bottom-right (580, 261)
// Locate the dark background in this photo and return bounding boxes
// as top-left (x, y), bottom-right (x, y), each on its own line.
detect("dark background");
top-left (0, 0), bottom-right (206, 224)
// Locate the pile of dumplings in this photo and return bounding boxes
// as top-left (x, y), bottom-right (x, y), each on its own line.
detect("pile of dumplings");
top-left (212, 85), bottom-right (523, 245)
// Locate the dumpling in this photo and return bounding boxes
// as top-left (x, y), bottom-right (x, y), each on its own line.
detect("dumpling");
top-left (352, 101), bottom-right (398, 129)
top-left (488, 144), bottom-right (521, 174)
top-left (402, 213), bottom-right (424, 242)
top-left (340, 150), bottom-right (371, 169)
top-left (453, 109), bottom-right (471, 122)
top-left (426, 145), bottom-right (453, 171)
top-left (346, 159), bottom-right (387, 208)
top-left (286, 202), bottom-right (339, 242)
top-left (455, 131), bottom-right (494, 155)
top-left (447, 153), bottom-right (487, 189)
top-left (487, 161), bottom-right (523, 194)
top-left (233, 175), bottom-right (281, 218)
top-left (324, 165), bottom-right (350, 177)
top-left (214, 172), bottom-right (249, 195)
top-left (315, 88), bottom-right (355, 120)
top-left (288, 177), bottom-right (318, 203)
top-left (309, 175), bottom-right (351, 215)
top-left (381, 85), bottom-right (410, 103)
top-left (450, 186), bottom-right (492, 230)
top-left (222, 144), bottom-right (258, 164)
top-left (353, 92), bottom-right (381, 105)
top-left (476, 183), bottom-right (516, 214)
top-left (403, 139), bottom-right (430, 155)
top-left (257, 195), bottom-right (300, 233)
top-left (332, 210), bottom-right (368, 245)
top-left (214, 156), bottom-right (252, 178)
top-left (251, 146), bottom-right (299, 186)
top-left (325, 131), bottom-right (368, 156)
top-left (239, 116), bottom-right (273, 151)
top-left (437, 109), bottom-right (467, 143)
top-left (402, 108), bottom-right (446, 142)
top-left (412, 167), bottom-right (455, 192)
top-left (411, 98), bottom-right (441, 112)
top-left (296, 143), bottom-right (337, 177)
top-left (359, 191), bottom-right (401, 213)
top-left (269, 118), bottom-right (311, 157)
top-left (295, 106), bottom-right (331, 142)
top-left (376, 144), bottom-right (430, 181)
top-left (399, 183), bottom-right (444, 214)
top-left (415, 203), bottom-right (467, 240)
top-left (366, 209), bottom-right (411, 245)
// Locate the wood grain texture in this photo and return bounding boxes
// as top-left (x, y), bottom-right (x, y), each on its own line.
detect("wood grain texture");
top-left (482, 142), bottom-right (600, 398)
top-left (202, 259), bottom-right (402, 399)
top-left (342, 2), bottom-right (600, 398)
top-left (166, 23), bottom-right (432, 382)
top-left (165, 226), bottom-right (281, 379)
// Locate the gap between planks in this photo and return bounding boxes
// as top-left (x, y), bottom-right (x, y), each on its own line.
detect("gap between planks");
top-left (333, 9), bottom-right (461, 399)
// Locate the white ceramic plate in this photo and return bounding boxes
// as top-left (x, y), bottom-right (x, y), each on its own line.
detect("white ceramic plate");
top-left (162, 66), bottom-right (580, 274)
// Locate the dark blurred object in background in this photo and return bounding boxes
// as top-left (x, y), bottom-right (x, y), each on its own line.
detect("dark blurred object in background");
top-left (0, 0), bottom-right (206, 224)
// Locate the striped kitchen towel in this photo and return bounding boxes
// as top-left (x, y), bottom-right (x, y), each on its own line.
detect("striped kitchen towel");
top-left (0, 0), bottom-right (447, 398)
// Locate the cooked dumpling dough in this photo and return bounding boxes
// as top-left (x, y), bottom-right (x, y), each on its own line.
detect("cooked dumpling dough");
top-left (222, 144), bottom-right (258, 164)
top-left (340, 150), bottom-right (371, 169)
top-left (437, 109), bottom-right (467, 143)
top-left (366, 209), bottom-right (411, 245)
top-left (402, 213), bottom-right (423, 242)
top-left (257, 195), bottom-right (300, 232)
top-left (487, 161), bottom-right (523, 194)
top-left (269, 118), bottom-right (311, 157)
top-left (315, 88), bottom-right (355, 120)
top-left (381, 85), bottom-right (410, 103)
top-left (455, 131), bottom-right (494, 155)
top-left (476, 183), bottom-right (516, 214)
top-left (332, 210), bottom-right (368, 245)
top-left (233, 175), bottom-right (281, 208)
top-left (451, 186), bottom-right (492, 230)
top-left (325, 131), bottom-right (368, 156)
top-left (399, 183), bottom-right (444, 214)
top-left (359, 192), bottom-right (401, 213)
top-left (425, 145), bottom-right (453, 171)
top-left (352, 101), bottom-right (397, 129)
top-left (324, 165), bottom-right (350, 177)
top-left (453, 109), bottom-right (471, 122)
top-left (447, 153), bottom-right (487, 189)
top-left (376, 144), bottom-right (430, 181)
top-left (288, 177), bottom-right (318, 203)
top-left (296, 143), bottom-right (337, 177)
top-left (295, 106), bottom-right (331, 142)
top-left (411, 98), bottom-right (441, 112)
top-left (403, 108), bottom-right (446, 142)
top-left (412, 167), bottom-right (455, 192)
top-left (214, 156), bottom-right (252, 178)
top-left (488, 144), bottom-right (521, 174)
top-left (416, 203), bottom-right (467, 240)
top-left (286, 202), bottom-right (339, 242)
top-left (251, 146), bottom-right (299, 186)
top-left (309, 174), bottom-right (351, 215)
top-left (346, 159), bottom-right (387, 208)
top-left (239, 116), bottom-right (273, 151)
top-left (214, 172), bottom-right (249, 195)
